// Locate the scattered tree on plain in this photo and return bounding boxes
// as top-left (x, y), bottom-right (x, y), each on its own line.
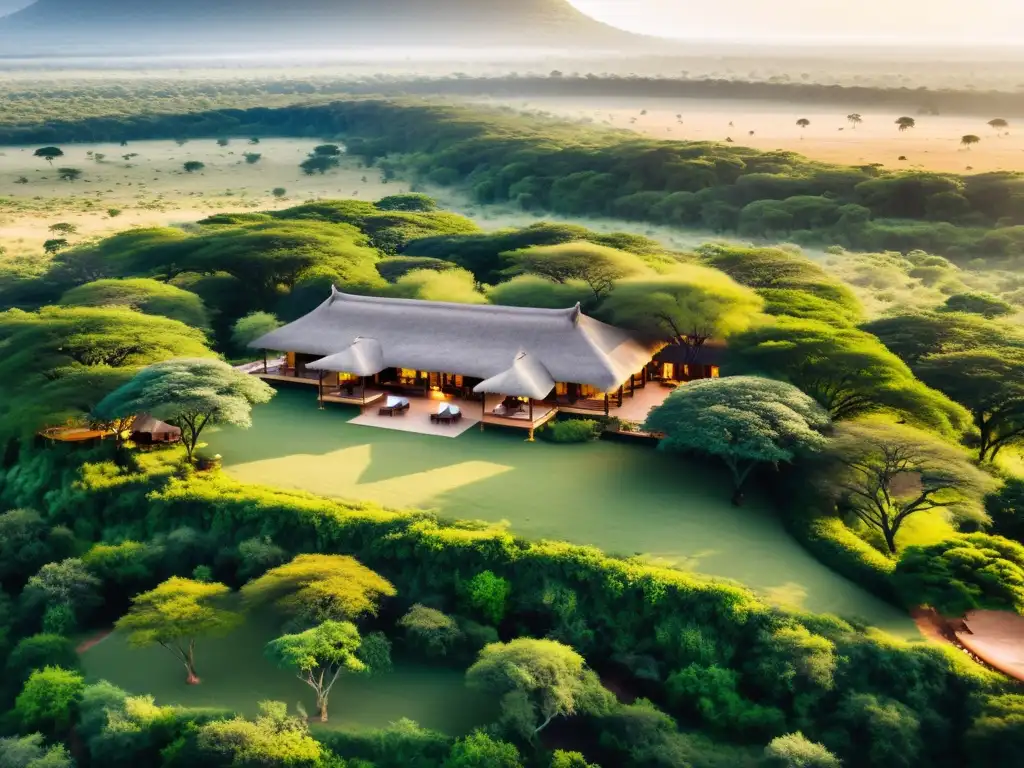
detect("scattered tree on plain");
top-left (961, 135), bottom-right (981, 149)
top-left (988, 118), bottom-right (1009, 133)
top-left (56, 168), bottom-right (81, 182)
top-left (814, 422), bottom-right (995, 554)
top-left (244, 153), bottom-right (262, 164)
top-left (33, 147), bottom-right (64, 165)
top-left (300, 155), bottom-right (339, 175)
top-left (312, 144), bottom-right (342, 157)
top-left (896, 117), bottom-right (917, 131)
top-left (183, 161), bottom-right (205, 173)
top-left (645, 376), bottom-right (830, 505)
top-left (847, 114), bottom-right (863, 129)
top-left (92, 358), bottom-right (274, 462)
top-left (48, 223), bottom-right (76, 236)
top-left (272, 187), bottom-right (287, 198)
top-left (43, 239), bottom-right (69, 255)
top-left (265, 620), bottom-right (366, 722)
top-left (115, 577), bottom-right (242, 684)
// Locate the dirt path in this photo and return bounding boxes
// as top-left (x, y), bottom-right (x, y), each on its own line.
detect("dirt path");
top-left (76, 628), bottom-right (113, 654)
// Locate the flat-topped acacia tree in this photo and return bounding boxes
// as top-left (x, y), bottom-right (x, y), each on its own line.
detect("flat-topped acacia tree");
top-left (241, 554), bottom-right (395, 624)
top-left (33, 146), bottom-right (63, 164)
top-left (92, 358), bottom-right (274, 462)
top-left (115, 577), bottom-right (242, 684)
top-left (600, 265), bottom-right (763, 365)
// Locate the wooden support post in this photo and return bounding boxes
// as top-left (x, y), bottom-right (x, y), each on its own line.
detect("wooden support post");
top-left (527, 399), bottom-right (535, 442)
top-left (604, 393), bottom-right (610, 417)
top-left (318, 371), bottom-right (325, 410)
top-left (617, 385), bottom-right (624, 407)
top-left (480, 394), bottom-right (486, 431)
top-left (629, 375), bottom-right (635, 397)
top-left (263, 349), bottom-right (268, 374)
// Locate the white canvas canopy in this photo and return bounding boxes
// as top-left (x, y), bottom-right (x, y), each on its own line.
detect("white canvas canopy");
top-left (474, 351), bottom-right (555, 400)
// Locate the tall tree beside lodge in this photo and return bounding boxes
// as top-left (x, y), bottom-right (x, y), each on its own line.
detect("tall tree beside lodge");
top-left (644, 376), bottom-right (830, 505)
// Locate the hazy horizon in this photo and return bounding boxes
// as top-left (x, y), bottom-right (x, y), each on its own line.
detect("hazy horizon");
top-left (569, 0), bottom-right (1024, 46)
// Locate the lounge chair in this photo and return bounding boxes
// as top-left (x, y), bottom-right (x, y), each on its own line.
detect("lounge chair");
top-left (379, 396), bottom-right (410, 416)
top-left (432, 405), bottom-right (463, 425)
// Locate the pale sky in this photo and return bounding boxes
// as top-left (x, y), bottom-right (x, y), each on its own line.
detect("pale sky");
top-left (568, 0), bottom-right (1024, 46)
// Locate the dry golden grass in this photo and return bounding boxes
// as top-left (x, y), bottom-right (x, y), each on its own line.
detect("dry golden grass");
top-left (485, 96), bottom-right (1024, 174)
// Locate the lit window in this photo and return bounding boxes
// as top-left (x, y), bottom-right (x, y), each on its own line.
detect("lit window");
top-left (710, 366), bottom-right (721, 378)
top-left (663, 363), bottom-right (675, 380)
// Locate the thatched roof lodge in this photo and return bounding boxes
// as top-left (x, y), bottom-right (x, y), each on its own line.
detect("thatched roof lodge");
top-left (249, 288), bottom-right (706, 430)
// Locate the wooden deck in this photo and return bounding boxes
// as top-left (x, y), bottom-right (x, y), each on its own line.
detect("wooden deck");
top-left (322, 390), bottom-right (386, 407)
top-left (482, 407), bottom-right (558, 431)
top-left (255, 372), bottom-right (321, 386)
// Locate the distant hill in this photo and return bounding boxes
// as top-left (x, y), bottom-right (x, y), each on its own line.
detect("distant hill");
top-left (0, 0), bottom-right (648, 53)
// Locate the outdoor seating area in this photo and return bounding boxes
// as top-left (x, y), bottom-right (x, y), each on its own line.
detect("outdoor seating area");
top-left (378, 396), bottom-right (410, 416)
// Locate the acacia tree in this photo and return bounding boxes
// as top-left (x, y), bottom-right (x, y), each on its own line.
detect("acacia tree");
top-left (57, 168), bottom-right (82, 182)
top-left (961, 135), bottom-right (981, 150)
top-left (502, 242), bottom-right (648, 302)
top-left (34, 147), bottom-right (64, 165)
top-left (241, 554), bottom-right (395, 624)
top-left (600, 266), bottom-right (762, 364)
top-left (796, 119), bottom-right (810, 136)
top-left (183, 161), bottom-right (205, 173)
top-left (847, 114), bottom-right (863, 130)
top-left (988, 118), bottom-right (1009, 134)
top-left (896, 117), bottom-right (917, 132)
top-left (93, 359), bottom-right (274, 462)
top-left (893, 533), bottom-right (1024, 616)
top-left (115, 577), bottom-right (242, 684)
top-left (644, 376), bottom-right (830, 505)
top-left (265, 620), bottom-right (365, 722)
top-left (727, 318), bottom-right (968, 434)
top-left (466, 638), bottom-right (612, 738)
top-left (815, 422), bottom-right (995, 554)
top-left (916, 347), bottom-right (1024, 462)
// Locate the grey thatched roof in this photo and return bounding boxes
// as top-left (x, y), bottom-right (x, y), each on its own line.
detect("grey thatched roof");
top-left (252, 288), bottom-right (653, 393)
top-left (474, 351), bottom-right (555, 399)
top-left (306, 337), bottom-right (384, 376)
top-left (130, 413), bottom-right (181, 437)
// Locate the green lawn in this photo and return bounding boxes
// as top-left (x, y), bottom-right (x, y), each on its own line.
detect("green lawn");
top-left (81, 608), bottom-right (494, 735)
top-left (206, 387), bottom-right (916, 636)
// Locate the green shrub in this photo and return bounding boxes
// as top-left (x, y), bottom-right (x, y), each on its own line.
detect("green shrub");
top-left (463, 571), bottom-right (511, 625)
top-left (398, 604), bottom-right (464, 658)
top-left (540, 419), bottom-right (602, 443)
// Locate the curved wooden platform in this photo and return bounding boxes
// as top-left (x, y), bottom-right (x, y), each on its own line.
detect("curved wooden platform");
top-left (955, 610), bottom-right (1024, 682)
top-left (40, 427), bottom-right (110, 443)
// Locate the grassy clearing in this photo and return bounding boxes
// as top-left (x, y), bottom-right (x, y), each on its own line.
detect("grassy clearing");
top-left (80, 606), bottom-right (494, 735)
top-left (205, 387), bottom-right (917, 636)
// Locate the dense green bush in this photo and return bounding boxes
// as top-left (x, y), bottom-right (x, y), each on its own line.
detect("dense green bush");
top-left (0, 447), bottom-right (1009, 768)
top-left (540, 419), bottom-right (603, 444)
